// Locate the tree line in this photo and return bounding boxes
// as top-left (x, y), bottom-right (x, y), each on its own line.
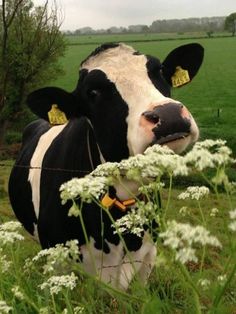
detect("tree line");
top-left (65, 16), bottom-right (226, 35)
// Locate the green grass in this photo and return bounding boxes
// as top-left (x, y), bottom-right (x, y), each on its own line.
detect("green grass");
top-left (50, 36), bottom-right (236, 155)
top-left (65, 32), bottom-right (231, 45)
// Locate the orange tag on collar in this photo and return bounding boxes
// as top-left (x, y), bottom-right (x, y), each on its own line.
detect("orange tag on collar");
top-left (171, 66), bottom-right (190, 87)
top-left (114, 200), bottom-right (126, 212)
top-left (101, 194), bottom-right (116, 208)
top-left (123, 199), bottom-right (136, 207)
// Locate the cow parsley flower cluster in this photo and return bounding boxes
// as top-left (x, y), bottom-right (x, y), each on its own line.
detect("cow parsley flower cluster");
top-left (39, 272), bottom-right (78, 295)
top-left (112, 209), bottom-right (148, 237)
top-left (159, 220), bottom-right (222, 264)
top-left (11, 286), bottom-right (25, 301)
top-left (0, 248), bottom-right (11, 273)
top-left (198, 278), bottom-right (211, 290)
top-left (210, 208), bottom-right (219, 217)
top-left (91, 162), bottom-right (120, 177)
top-left (178, 186), bottom-right (210, 201)
top-left (184, 139), bottom-right (234, 171)
top-left (60, 176), bottom-right (110, 203)
top-left (31, 240), bottom-right (80, 275)
top-left (0, 221), bottom-right (24, 245)
top-left (0, 301), bottom-right (12, 314)
top-left (228, 209), bottom-right (236, 232)
top-left (112, 201), bottom-right (160, 237)
top-left (62, 306), bottom-right (84, 314)
top-left (118, 144), bottom-right (188, 181)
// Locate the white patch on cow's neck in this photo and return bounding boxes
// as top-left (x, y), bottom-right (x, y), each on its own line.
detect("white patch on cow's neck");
top-left (81, 44), bottom-right (169, 155)
top-left (28, 124), bottom-right (67, 219)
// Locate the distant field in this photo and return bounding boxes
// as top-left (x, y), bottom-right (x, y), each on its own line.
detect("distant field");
top-left (51, 35), bottom-right (236, 154)
top-left (65, 32), bottom-right (230, 45)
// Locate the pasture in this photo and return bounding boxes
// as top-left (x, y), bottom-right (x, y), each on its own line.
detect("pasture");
top-left (0, 34), bottom-right (236, 313)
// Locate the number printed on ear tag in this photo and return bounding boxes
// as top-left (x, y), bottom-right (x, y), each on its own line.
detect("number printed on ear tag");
top-left (171, 66), bottom-right (190, 87)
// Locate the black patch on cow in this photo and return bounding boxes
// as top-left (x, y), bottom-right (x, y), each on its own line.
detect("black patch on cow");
top-left (133, 51), bottom-right (142, 56)
top-left (81, 43), bottom-right (120, 66)
top-left (74, 69), bottom-right (130, 162)
top-left (8, 119), bottom-right (50, 235)
top-left (146, 56), bottom-right (171, 97)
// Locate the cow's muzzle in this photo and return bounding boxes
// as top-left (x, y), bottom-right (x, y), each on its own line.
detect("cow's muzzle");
top-left (142, 102), bottom-right (191, 145)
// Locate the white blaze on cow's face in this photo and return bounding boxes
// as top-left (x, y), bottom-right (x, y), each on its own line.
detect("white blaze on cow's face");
top-left (81, 44), bottom-right (199, 155)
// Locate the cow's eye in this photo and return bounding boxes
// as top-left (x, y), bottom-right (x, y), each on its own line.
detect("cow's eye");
top-left (88, 89), bottom-right (100, 100)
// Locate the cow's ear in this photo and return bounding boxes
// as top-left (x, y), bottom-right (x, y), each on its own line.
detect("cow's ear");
top-left (27, 87), bottom-right (79, 124)
top-left (162, 43), bottom-right (204, 88)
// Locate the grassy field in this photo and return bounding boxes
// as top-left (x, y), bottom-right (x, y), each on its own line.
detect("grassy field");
top-left (50, 36), bottom-right (236, 155)
top-left (65, 32), bottom-right (231, 45)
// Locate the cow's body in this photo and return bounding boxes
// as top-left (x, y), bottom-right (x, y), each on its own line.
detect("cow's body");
top-left (9, 43), bottom-right (204, 289)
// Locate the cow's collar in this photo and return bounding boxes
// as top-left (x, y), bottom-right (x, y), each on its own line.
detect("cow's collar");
top-left (101, 193), bottom-right (136, 212)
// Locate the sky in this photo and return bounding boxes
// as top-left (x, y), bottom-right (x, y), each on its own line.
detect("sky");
top-left (33, 0), bottom-right (236, 30)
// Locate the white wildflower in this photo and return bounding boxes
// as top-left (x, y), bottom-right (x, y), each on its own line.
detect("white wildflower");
top-left (178, 186), bottom-right (209, 201)
top-left (0, 221), bottom-right (22, 232)
top-left (160, 220), bottom-right (221, 264)
top-left (184, 139), bottom-right (234, 171)
top-left (175, 247), bottom-right (198, 264)
top-left (229, 209), bottom-right (236, 232)
top-left (229, 209), bottom-right (236, 220)
top-left (144, 145), bottom-right (189, 176)
top-left (0, 300), bottom-right (12, 313)
top-left (11, 286), bottom-right (24, 300)
top-left (210, 208), bottom-right (219, 217)
top-left (0, 248), bottom-right (11, 272)
top-left (217, 274), bottom-right (227, 284)
top-left (60, 176), bottom-right (109, 204)
top-left (68, 202), bottom-right (80, 217)
top-left (138, 182), bottom-right (165, 194)
top-left (91, 162), bottom-right (120, 177)
top-left (228, 221), bottom-right (236, 232)
top-left (112, 209), bottom-right (148, 237)
top-left (39, 272), bottom-right (77, 295)
top-left (144, 144), bottom-right (174, 155)
top-left (32, 240), bottom-right (80, 274)
top-left (39, 307), bottom-right (49, 314)
top-left (0, 221), bottom-right (24, 245)
top-left (118, 144), bottom-right (188, 181)
top-left (74, 306), bottom-right (85, 313)
top-left (198, 278), bottom-right (211, 290)
top-left (179, 206), bottom-right (189, 216)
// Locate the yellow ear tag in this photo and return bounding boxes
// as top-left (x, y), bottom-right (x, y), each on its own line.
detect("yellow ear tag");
top-left (48, 104), bottom-right (68, 125)
top-left (171, 66), bottom-right (190, 87)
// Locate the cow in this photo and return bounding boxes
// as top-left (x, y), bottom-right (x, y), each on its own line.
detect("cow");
top-left (8, 42), bottom-right (204, 289)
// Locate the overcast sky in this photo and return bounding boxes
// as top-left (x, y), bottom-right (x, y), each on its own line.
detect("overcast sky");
top-left (33, 0), bottom-right (236, 30)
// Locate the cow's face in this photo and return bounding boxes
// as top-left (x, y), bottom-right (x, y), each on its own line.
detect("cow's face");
top-left (74, 43), bottom-right (203, 160)
top-left (27, 43), bottom-right (204, 162)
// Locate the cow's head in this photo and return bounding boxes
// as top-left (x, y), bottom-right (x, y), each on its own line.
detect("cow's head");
top-left (27, 43), bottom-right (204, 162)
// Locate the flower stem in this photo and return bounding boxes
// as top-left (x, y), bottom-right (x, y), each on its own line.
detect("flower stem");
top-left (210, 259), bottom-right (236, 312)
top-left (178, 263), bottom-right (201, 314)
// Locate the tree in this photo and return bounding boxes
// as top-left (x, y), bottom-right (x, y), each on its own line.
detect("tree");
top-left (224, 12), bottom-right (236, 36)
top-left (0, 0), bottom-right (66, 146)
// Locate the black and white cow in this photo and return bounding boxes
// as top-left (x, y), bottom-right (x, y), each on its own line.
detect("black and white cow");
top-left (9, 43), bottom-right (204, 289)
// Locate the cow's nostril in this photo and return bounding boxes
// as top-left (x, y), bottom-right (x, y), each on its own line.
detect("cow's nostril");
top-left (142, 111), bottom-right (159, 124)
